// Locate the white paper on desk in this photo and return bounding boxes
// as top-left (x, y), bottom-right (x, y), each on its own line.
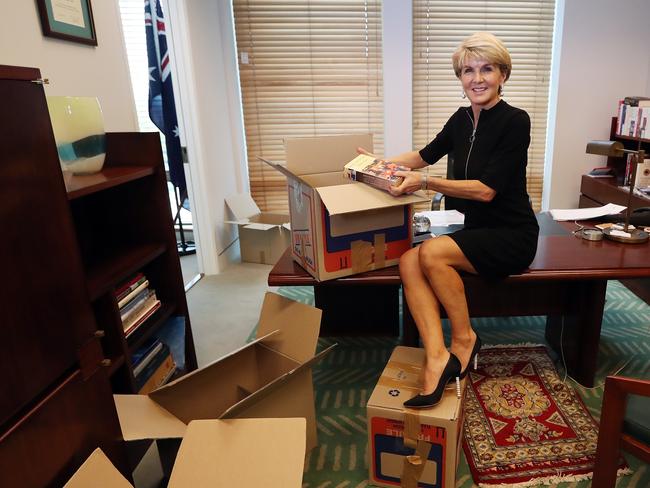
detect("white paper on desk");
top-left (549, 203), bottom-right (626, 221)
top-left (414, 210), bottom-right (465, 226)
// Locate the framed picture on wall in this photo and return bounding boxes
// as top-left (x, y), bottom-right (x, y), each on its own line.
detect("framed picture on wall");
top-left (36, 0), bottom-right (98, 46)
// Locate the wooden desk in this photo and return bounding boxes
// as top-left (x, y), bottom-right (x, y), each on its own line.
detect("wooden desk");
top-left (268, 214), bottom-right (650, 387)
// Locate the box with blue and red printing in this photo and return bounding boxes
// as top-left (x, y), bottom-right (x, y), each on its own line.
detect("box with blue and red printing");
top-left (367, 346), bottom-right (465, 488)
top-left (262, 134), bottom-right (428, 281)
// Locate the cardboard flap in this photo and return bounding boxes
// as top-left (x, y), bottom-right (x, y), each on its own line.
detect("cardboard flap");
top-left (146, 332), bottom-right (280, 422)
top-left (243, 222), bottom-right (278, 231)
top-left (256, 292), bottom-right (322, 362)
top-left (64, 448), bottom-right (133, 488)
top-left (285, 134), bottom-right (373, 175)
top-left (113, 394), bottom-right (187, 441)
top-left (168, 419), bottom-right (306, 488)
top-left (258, 156), bottom-right (311, 186)
top-left (225, 193), bottom-right (261, 220)
top-left (316, 184), bottom-right (429, 215)
top-left (220, 344), bottom-right (336, 419)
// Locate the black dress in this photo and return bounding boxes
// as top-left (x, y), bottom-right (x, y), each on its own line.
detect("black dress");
top-left (419, 100), bottom-right (539, 278)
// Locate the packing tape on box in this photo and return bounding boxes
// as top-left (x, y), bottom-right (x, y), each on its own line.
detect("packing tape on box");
top-left (403, 409), bottom-right (421, 448)
top-left (400, 439), bottom-right (432, 488)
top-left (350, 233), bottom-right (387, 273)
top-left (351, 240), bottom-right (373, 273)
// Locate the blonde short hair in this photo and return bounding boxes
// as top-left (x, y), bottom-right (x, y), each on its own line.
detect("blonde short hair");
top-left (452, 32), bottom-right (512, 82)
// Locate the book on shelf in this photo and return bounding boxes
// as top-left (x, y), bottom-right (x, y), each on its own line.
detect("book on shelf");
top-left (123, 295), bottom-right (161, 335)
top-left (132, 339), bottom-right (164, 377)
top-left (635, 160), bottom-right (650, 188)
top-left (114, 272), bottom-right (146, 301)
top-left (117, 279), bottom-right (149, 309)
top-left (343, 154), bottom-right (411, 192)
top-left (135, 342), bottom-right (176, 394)
top-left (119, 288), bottom-right (153, 321)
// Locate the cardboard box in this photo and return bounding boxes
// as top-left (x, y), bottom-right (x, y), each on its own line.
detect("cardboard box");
top-left (262, 134), bottom-right (428, 281)
top-left (225, 193), bottom-right (290, 264)
top-left (367, 346), bottom-right (465, 488)
top-left (114, 292), bottom-right (333, 453)
top-left (65, 418), bottom-right (306, 487)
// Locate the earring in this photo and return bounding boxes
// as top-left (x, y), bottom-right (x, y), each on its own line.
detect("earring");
top-left (461, 91), bottom-right (467, 99)
top-left (499, 85), bottom-right (504, 96)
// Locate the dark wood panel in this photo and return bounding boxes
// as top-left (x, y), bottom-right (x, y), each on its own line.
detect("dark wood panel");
top-left (0, 66), bottom-right (97, 426)
top-left (0, 369), bottom-right (127, 488)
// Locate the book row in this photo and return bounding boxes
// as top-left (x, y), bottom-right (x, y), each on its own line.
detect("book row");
top-left (114, 272), bottom-right (161, 336)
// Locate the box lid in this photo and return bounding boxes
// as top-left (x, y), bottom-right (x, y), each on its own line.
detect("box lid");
top-left (316, 184), bottom-right (429, 216)
top-left (225, 193), bottom-right (261, 221)
top-left (168, 418), bottom-right (306, 487)
top-left (256, 291), bottom-right (322, 363)
top-left (285, 134), bottom-right (373, 176)
top-left (367, 346), bottom-right (463, 422)
top-left (64, 449), bottom-right (133, 488)
top-left (113, 394), bottom-right (187, 441)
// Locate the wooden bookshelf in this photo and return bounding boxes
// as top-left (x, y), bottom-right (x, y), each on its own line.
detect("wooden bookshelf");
top-left (67, 132), bottom-right (198, 393)
top-left (0, 64), bottom-right (197, 486)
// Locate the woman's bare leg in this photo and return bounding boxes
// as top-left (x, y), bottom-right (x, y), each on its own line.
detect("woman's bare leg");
top-left (399, 246), bottom-right (451, 395)
top-left (417, 236), bottom-right (478, 372)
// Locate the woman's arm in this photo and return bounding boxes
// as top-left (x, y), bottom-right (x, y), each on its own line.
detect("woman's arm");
top-left (389, 171), bottom-right (496, 202)
top-left (356, 147), bottom-right (428, 170)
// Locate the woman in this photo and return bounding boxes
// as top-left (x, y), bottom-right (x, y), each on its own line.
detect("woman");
top-left (360, 32), bottom-right (538, 408)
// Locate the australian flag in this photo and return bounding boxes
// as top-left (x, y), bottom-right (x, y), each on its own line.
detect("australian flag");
top-left (145, 0), bottom-right (186, 199)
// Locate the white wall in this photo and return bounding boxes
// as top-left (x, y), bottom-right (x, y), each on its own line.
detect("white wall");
top-left (0, 0), bottom-right (137, 131)
top-left (544, 0), bottom-right (650, 209)
top-left (166, 0), bottom-right (248, 275)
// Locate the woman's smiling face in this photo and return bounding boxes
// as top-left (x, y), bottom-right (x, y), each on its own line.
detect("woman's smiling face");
top-left (460, 58), bottom-right (506, 111)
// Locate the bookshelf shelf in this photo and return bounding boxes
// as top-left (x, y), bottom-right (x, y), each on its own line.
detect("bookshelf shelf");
top-left (126, 302), bottom-right (176, 350)
top-left (86, 243), bottom-right (166, 300)
top-left (66, 166), bottom-right (154, 200)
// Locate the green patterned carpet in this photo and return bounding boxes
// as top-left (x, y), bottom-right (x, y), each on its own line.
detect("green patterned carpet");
top-left (271, 282), bottom-right (650, 487)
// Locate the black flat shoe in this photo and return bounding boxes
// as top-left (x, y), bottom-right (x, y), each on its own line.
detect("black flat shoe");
top-left (459, 334), bottom-right (482, 379)
top-left (403, 353), bottom-right (461, 409)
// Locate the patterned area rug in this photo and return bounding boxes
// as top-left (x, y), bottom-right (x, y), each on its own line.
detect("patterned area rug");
top-left (273, 282), bottom-right (650, 487)
top-left (463, 345), bottom-right (628, 486)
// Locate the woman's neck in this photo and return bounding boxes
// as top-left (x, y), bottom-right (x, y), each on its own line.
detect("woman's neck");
top-left (470, 96), bottom-right (501, 125)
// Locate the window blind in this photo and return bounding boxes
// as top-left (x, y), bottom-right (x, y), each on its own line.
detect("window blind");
top-left (233, 0), bottom-right (384, 212)
top-left (412, 0), bottom-right (555, 210)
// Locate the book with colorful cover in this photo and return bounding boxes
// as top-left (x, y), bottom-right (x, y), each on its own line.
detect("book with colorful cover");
top-left (114, 273), bottom-right (146, 302)
top-left (343, 154), bottom-right (411, 192)
top-left (117, 279), bottom-right (150, 310)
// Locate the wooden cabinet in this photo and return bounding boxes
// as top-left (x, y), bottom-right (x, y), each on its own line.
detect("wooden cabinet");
top-left (0, 64), bottom-right (196, 485)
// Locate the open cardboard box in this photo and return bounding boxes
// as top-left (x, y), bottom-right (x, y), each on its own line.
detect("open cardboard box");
top-left (261, 134), bottom-right (429, 281)
top-left (114, 292), bottom-right (333, 452)
top-left (65, 418), bottom-right (307, 487)
top-left (225, 193), bottom-right (290, 265)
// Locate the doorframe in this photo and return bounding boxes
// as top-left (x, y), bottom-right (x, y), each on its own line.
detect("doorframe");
top-left (162, 0), bottom-right (217, 275)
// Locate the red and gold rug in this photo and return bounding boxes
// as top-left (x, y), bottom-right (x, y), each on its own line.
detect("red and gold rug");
top-left (462, 345), bottom-right (629, 487)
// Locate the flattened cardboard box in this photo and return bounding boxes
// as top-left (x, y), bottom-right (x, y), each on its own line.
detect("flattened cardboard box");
top-left (261, 134), bottom-right (429, 281)
top-left (367, 346), bottom-right (466, 488)
top-left (65, 418), bottom-right (306, 488)
top-left (225, 193), bottom-right (290, 265)
top-left (113, 292), bottom-right (333, 453)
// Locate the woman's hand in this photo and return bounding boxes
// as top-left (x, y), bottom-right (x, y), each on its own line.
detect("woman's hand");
top-left (389, 171), bottom-right (423, 196)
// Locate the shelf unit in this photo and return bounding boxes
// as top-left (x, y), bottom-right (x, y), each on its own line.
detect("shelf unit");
top-left (65, 132), bottom-right (198, 394)
top-left (605, 117), bottom-right (650, 183)
top-left (0, 64), bottom-right (197, 486)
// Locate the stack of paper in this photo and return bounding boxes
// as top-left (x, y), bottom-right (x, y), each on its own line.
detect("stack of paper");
top-left (549, 203), bottom-right (626, 221)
